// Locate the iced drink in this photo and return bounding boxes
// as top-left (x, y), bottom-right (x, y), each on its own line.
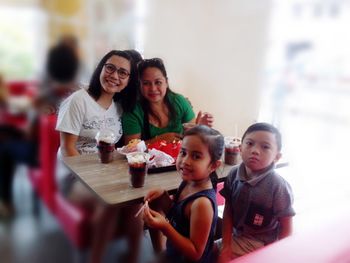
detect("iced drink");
top-left (97, 141), bottom-right (115, 163)
top-left (95, 129), bottom-right (116, 164)
top-left (224, 137), bottom-right (241, 165)
top-left (127, 152), bottom-right (148, 188)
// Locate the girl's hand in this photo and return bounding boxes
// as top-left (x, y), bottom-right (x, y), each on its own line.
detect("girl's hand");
top-left (195, 111), bottom-right (214, 127)
top-left (218, 245), bottom-right (233, 263)
top-left (143, 205), bottom-right (168, 230)
top-left (144, 188), bottom-right (165, 203)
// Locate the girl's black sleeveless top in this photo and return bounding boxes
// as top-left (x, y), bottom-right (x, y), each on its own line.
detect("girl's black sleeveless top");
top-left (165, 181), bottom-right (218, 263)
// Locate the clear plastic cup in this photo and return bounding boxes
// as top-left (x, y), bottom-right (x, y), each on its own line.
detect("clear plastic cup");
top-left (95, 129), bottom-right (116, 164)
top-left (126, 152), bottom-right (149, 188)
top-left (224, 137), bottom-right (241, 165)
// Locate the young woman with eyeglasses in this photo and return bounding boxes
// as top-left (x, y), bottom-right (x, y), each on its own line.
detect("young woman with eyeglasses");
top-left (122, 58), bottom-right (214, 144)
top-left (56, 50), bottom-right (142, 263)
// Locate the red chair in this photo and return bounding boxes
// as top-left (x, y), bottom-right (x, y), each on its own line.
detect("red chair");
top-left (214, 182), bottom-right (225, 240)
top-left (216, 182), bottom-right (225, 206)
top-left (1, 80), bottom-right (38, 129)
top-left (28, 114), bottom-right (59, 212)
top-left (28, 114), bottom-right (92, 249)
top-left (7, 80), bottom-right (38, 97)
top-left (1, 112), bottom-right (28, 129)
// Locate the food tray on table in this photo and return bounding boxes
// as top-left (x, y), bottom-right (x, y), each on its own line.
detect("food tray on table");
top-left (146, 139), bottom-right (181, 174)
top-left (148, 164), bottom-right (177, 174)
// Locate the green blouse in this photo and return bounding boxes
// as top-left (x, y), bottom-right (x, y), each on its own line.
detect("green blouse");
top-left (122, 92), bottom-right (195, 139)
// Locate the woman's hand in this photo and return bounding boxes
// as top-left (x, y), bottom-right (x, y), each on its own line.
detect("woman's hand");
top-left (195, 111), bottom-right (214, 127)
top-left (143, 205), bottom-right (169, 230)
top-left (144, 188), bottom-right (165, 203)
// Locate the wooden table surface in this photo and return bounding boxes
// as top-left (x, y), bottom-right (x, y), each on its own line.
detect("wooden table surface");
top-left (62, 152), bottom-right (234, 207)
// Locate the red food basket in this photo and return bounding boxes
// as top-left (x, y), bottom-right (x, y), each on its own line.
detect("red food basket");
top-left (147, 140), bottom-right (182, 160)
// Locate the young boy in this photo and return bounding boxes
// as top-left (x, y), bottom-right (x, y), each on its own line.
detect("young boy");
top-left (218, 122), bottom-right (295, 261)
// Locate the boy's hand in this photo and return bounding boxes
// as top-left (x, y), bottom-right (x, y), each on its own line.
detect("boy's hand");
top-left (144, 188), bottom-right (165, 202)
top-left (143, 205), bottom-right (168, 230)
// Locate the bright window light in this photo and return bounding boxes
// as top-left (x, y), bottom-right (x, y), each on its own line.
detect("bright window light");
top-left (0, 5), bottom-right (46, 80)
top-left (260, 1), bottom-right (350, 226)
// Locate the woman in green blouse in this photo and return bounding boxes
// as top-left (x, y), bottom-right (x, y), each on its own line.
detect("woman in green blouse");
top-left (122, 58), bottom-right (213, 144)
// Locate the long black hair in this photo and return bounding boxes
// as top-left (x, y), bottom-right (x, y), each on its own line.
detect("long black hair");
top-left (137, 58), bottom-right (177, 139)
top-left (184, 125), bottom-right (224, 190)
top-left (88, 50), bottom-right (138, 112)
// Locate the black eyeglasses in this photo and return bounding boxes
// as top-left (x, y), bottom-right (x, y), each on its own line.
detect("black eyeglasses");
top-left (103, 63), bottom-right (130, 79)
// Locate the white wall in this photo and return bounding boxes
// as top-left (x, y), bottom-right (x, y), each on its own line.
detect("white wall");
top-left (141, 0), bottom-right (272, 136)
top-left (1, 0), bottom-right (272, 136)
top-left (37, 0), bottom-right (272, 137)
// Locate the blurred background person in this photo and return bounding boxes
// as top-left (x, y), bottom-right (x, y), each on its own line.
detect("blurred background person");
top-left (57, 34), bottom-right (90, 85)
top-left (0, 42), bottom-right (80, 218)
top-left (40, 34), bottom-right (89, 90)
top-left (37, 37), bottom-right (81, 114)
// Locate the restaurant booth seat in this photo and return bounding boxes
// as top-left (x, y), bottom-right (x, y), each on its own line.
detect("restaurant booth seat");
top-left (6, 80), bottom-right (38, 97)
top-left (28, 114), bottom-right (59, 213)
top-left (28, 114), bottom-right (92, 249)
top-left (1, 80), bottom-right (38, 128)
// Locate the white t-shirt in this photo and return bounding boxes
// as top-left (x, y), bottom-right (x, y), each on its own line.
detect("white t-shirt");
top-left (55, 88), bottom-right (123, 188)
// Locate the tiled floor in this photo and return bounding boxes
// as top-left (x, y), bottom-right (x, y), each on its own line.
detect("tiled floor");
top-left (0, 166), bottom-right (155, 263)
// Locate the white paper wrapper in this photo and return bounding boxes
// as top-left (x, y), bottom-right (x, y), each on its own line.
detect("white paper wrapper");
top-left (126, 152), bottom-right (150, 164)
top-left (147, 148), bottom-right (175, 168)
top-left (117, 140), bottom-right (147, 155)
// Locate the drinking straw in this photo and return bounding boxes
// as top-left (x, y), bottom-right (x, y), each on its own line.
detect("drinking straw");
top-left (134, 200), bottom-right (148, 218)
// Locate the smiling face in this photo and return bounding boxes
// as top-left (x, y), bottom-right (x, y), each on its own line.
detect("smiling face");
top-left (240, 130), bottom-right (281, 174)
top-left (99, 55), bottom-right (130, 95)
top-left (176, 135), bottom-right (217, 183)
top-left (140, 67), bottom-right (168, 103)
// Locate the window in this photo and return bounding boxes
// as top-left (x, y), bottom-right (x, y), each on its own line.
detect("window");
top-left (260, 1), bottom-right (350, 222)
top-left (0, 5), bottom-right (46, 80)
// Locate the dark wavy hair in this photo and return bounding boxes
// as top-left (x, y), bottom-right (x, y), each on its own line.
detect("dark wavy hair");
top-left (184, 125), bottom-right (224, 190)
top-left (242, 122), bottom-right (282, 151)
top-left (137, 58), bottom-right (177, 138)
top-left (88, 50), bottom-right (138, 112)
top-left (124, 49), bottom-right (143, 65)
